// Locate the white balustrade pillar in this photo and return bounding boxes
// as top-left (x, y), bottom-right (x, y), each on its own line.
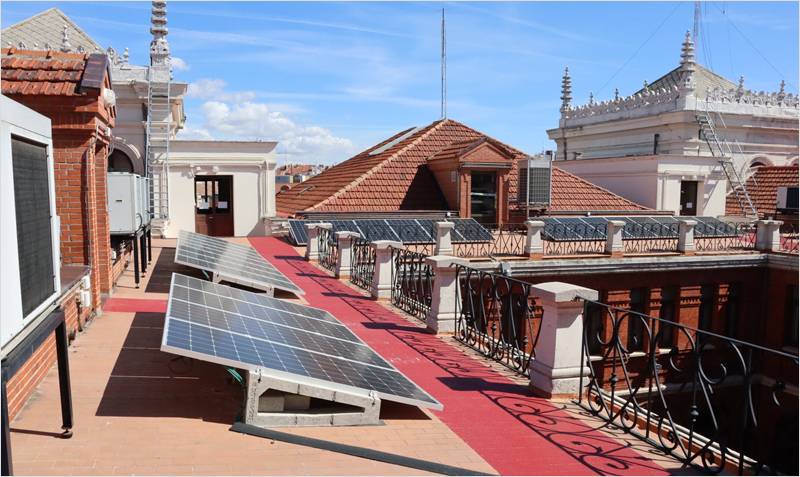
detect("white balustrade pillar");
top-left (524, 220), bottom-right (545, 260)
top-left (304, 223), bottom-right (331, 262)
top-left (528, 282), bottom-right (599, 399)
top-left (678, 219), bottom-right (697, 255)
top-left (334, 231), bottom-right (360, 280)
top-left (369, 240), bottom-right (402, 301)
top-left (755, 220), bottom-right (783, 251)
top-left (605, 220), bottom-right (625, 257)
top-left (434, 221), bottom-right (455, 255)
top-left (424, 256), bottom-right (469, 335)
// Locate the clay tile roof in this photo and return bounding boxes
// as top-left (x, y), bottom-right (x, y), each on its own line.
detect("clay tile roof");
top-left (725, 166), bottom-right (799, 217)
top-left (1, 48), bottom-right (91, 97)
top-left (275, 119), bottom-right (650, 217)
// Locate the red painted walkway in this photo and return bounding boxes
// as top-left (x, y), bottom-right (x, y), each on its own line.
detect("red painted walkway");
top-left (249, 237), bottom-right (666, 476)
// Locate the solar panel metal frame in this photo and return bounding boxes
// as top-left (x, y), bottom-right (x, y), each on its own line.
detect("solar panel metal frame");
top-left (175, 230), bottom-right (305, 296)
top-left (161, 273), bottom-right (443, 411)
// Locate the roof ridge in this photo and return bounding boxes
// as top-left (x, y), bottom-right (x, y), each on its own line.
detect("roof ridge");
top-left (311, 120), bottom-right (447, 211)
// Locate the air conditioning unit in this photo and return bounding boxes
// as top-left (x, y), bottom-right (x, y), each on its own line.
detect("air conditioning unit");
top-left (1, 96), bottom-right (61, 348)
top-left (777, 186), bottom-right (799, 213)
top-left (517, 154), bottom-right (552, 207)
top-left (108, 172), bottom-right (147, 234)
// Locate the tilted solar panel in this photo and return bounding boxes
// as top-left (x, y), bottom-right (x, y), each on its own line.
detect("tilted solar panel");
top-left (162, 274), bottom-right (442, 410)
top-left (175, 230), bottom-right (305, 295)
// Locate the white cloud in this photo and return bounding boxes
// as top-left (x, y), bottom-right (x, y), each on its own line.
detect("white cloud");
top-left (171, 57), bottom-right (191, 72)
top-left (194, 100), bottom-right (358, 164)
top-left (175, 125), bottom-right (215, 141)
top-left (186, 78), bottom-right (227, 99)
top-left (215, 91), bottom-right (256, 103)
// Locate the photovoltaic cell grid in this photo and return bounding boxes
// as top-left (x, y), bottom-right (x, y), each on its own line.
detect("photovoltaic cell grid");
top-left (541, 216), bottom-right (744, 241)
top-left (162, 274), bottom-right (442, 410)
top-left (175, 230), bottom-right (305, 295)
top-left (288, 218), bottom-right (494, 245)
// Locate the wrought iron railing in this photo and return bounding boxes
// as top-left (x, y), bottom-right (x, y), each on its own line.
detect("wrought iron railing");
top-left (579, 300), bottom-right (799, 475)
top-left (542, 220), bottom-right (607, 256)
top-left (390, 247), bottom-right (433, 320)
top-left (693, 221), bottom-right (757, 252)
top-left (349, 236), bottom-right (375, 291)
top-left (451, 223), bottom-right (527, 258)
top-left (779, 222), bottom-right (799, 253)
top-left (454, 264), bottom-right (542, 376)
top-left (622, 222), bottom-right (679, 254)
top-left (317, 227), bottom-right (338, 272)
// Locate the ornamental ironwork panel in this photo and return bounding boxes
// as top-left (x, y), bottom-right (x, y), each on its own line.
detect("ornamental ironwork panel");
top-left (693, 221), bottom-right (756, 252)
top-left (779, 222), bottom-right (798, 253)
top-left (390, 247), bottom-right (434, 320)
top-left (349, 236), bottom-right (375, 291)
top-left (451, 223), bottom-right (527, 258)
top-left (455, 264), bottom-right (541, 376)
top-left (317, 227), bottom-right (338, 272)
top-left (579, 300), bottom-right (799, 475)
top-left (622, 222), bottom-right (679, 254)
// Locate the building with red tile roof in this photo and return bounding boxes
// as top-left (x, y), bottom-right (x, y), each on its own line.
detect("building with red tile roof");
top-left (726, 166), bottom-right (799, 218)
top-left (275, 118), bottom-right (649, 221)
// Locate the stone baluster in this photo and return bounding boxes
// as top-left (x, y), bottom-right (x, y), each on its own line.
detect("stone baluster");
top-left (334, 231), bottom-right (360, 280)
top-left (605, 220), bottom-right (625, 258)
top-left (678, 219), bottom-right (697, 255)
top-left (369, 241), bottom-right (402, 301)
top-left (434, 221), bottom-right (455, 255)
top-left (755, 220), bottom-right (783, 251)
top-left (424, 256), bottom-right (469, 335)
top-left (304, 223), bottom-right (331, 262)
top-left (524, 220), bottom-right (544, 260)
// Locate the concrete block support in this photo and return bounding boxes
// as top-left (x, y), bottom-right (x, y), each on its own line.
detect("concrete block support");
top-left (334, 231), bottom-right (360, 279)
top-left (678, 219), bottom-right (697, 255)
top-left (425, 255), bottom-right (469, 335)
top-left (304, 223), bottom-right (331, 262)
top-left (605, 220), bottom-right (625, 257)
top-left (524, 220), bottom-right (545, 260)
top-left (245, 372), bottom-right (381, 427)
top-left (369, 240), bottom-right (402, 301)
top-left (434, 221), bottom-right (455, 255)
top-left (755, 220), bottom-right (783, 251)
top-left (528, 282), bottom-right (599, 399)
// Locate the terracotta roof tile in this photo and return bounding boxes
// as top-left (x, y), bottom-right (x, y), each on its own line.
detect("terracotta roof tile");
top-left (725, 166), bottom-right (798, 217)
top-left (276, 119), bottom-right (650, 216)
top-left (1, 48), bottom-right (88, 97)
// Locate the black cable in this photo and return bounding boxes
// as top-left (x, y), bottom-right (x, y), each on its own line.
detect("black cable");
top-left (596, 1), bottom-right (683, 96)
top-left (168, 356), bottom-right (193, 374)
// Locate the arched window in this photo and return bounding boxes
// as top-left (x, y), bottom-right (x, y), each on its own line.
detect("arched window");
top-left (108, 150), bottom-right (134, 173)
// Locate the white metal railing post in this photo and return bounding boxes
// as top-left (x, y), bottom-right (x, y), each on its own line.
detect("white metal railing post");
top-left (434, 221), bottom-right (455, 255)
top-left (524, 220), bottom-right (545, 260)
top-left (369, 240), bottom-right (402, 300)
top-left (605, 220), bottom-right (625, 257)
top-left (527, 282), bottom-right (598, 399)
top-left (755, 220), bottom-right (783, 251)
top-left (424, 256), bottom-right (469, 334)
top-left (304, 223), bottom-right (331, 262)
top-left (678, 219), bottom-right (697, 255)
top-left (334, 231), bottom-right (360, 279)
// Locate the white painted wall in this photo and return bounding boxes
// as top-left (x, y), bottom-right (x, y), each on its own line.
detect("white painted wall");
top-left (165, 140), bottom-right (278, 238)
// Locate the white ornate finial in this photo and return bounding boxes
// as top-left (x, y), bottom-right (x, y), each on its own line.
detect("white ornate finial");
top-left (33, 43), bottom-right (39, 50)
top-left (679, 30), bottom-right (696, 94)
top-left (150, 1), bottom-right (171, 67)
top-left (643, 79), bottom-right (648, 90)
top-left (560, 66), bottom-right (573, 112)
top-left (44, 42), bottom-right (52, 51)
top-left (123, 47), bottom-right (130, 66)
top-left (60, 25), bottom-right (72, 53)
top-left (5, 41), bottom-right (12, 48)
top-left (17, 41), bottom-right (27, 50)
top-left (739, 75), bottom-right (745, 88)
top-left (589, 92), bottom-right (594, 104)
top-left (614, 88), bottom-right (620, 101)
top-left (779, 79), bottom-right (786, 94)
top-left (76, 45), bottom-right (86, 54)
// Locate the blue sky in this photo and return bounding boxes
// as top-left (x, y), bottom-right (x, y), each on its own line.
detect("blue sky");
top-left (3, 1), bottom-right (798, 166)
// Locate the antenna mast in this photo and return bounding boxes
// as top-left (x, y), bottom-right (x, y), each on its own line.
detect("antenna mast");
top-left (693, 1), bottom-right (700, 42)
top-left (441, 8), bottom-right (447, 120)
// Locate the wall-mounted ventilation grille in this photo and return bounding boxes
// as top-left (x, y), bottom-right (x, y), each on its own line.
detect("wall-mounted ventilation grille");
top-left (517, 156), bottom-right (551, 207)
top-left (12, 137), bottom-right (56, 318)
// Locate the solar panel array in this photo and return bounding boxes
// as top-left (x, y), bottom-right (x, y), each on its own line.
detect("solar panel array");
top-left (541, 216), bottom-right (744, 242)
top-left (175, 230), bottom-right (304, 295)
top-left (288, 218), bottom-right (494, 245)
top-left (162, 273), bottom-right (442, 410)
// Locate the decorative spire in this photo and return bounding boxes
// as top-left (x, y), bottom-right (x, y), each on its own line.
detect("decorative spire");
top-left (678, 30), bottom-right (696, 94)
top-left (643, 79), bottom-right (648, 90)
top-left (778, 79), bottom-right (786, 103)
top-left (60, 25), bottom-right (72, 53)
top-left (150, 1), bottom-right (171, 67)
top-left (560, 67), bottom-right (573, 112)
top-left (18, 41), bottom-right (28, 50)
top-left (124, 47), bottom-right (130, 66)
top-left (44, 42), bottom-right (52, 51)
top-left (614, 88), bottom-right (619, 101)
top-left (736, 75), bottom-right (745, 100)
top-left (589, 92), bottom-right (594, 104)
